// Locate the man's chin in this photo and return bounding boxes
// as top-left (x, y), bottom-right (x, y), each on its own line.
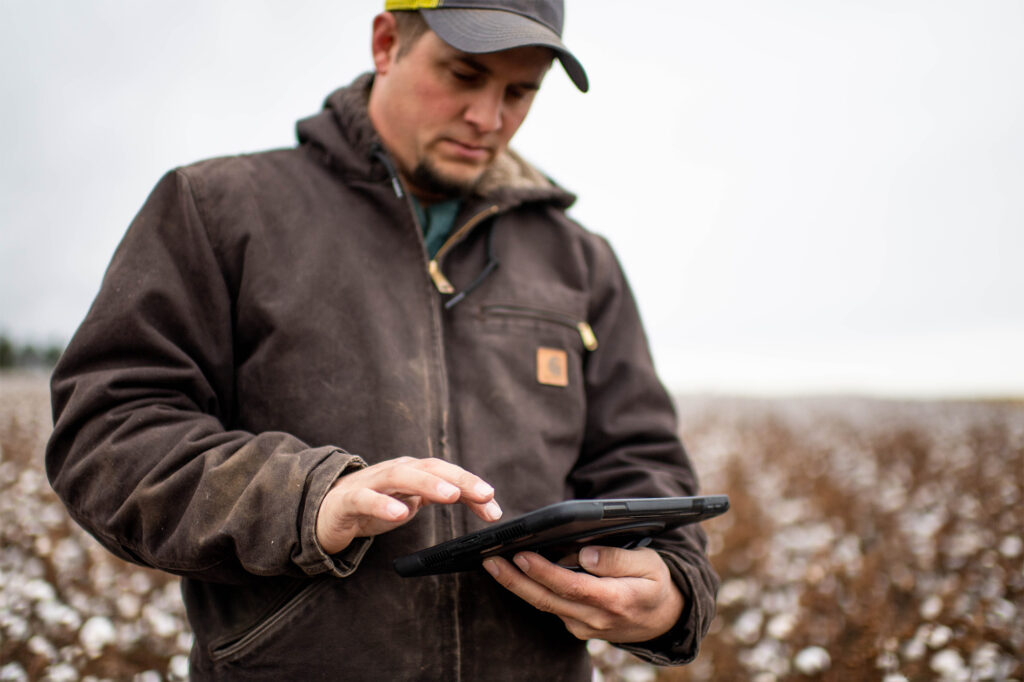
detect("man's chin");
top-left (408, 160), bottom-right (486, 200)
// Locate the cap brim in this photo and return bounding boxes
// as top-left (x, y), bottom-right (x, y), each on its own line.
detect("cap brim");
top-left (422, 8), bottom-right (589, 92)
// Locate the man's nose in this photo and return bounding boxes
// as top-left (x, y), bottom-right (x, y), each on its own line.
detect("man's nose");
top-left (463, 89), bottom-right (503, 134)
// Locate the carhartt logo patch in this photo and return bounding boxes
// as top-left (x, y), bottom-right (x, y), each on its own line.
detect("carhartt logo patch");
top-left (537, 347), bottom-right (569, 387)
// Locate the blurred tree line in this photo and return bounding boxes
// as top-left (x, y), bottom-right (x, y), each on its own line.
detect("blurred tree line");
top-left (0, 334), bottom-right (63, 370)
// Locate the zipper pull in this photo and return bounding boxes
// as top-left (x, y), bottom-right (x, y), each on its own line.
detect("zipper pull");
top-left (428, 260), bottom-right (455, 294)
top-left (577, 321), bottom-right (599, 351)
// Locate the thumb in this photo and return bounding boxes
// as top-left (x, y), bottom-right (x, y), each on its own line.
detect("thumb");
top-left (578, 545), bottom-right (657, 578)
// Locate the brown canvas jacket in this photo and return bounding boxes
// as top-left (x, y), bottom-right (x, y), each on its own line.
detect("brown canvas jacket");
top-left (46, 74), bottom-right (718, 681)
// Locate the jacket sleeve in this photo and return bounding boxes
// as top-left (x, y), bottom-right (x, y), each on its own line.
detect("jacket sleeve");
top-left (568, 235), bottom-right (719, 666)
top-left (46, 169), bottom-right (372, 585)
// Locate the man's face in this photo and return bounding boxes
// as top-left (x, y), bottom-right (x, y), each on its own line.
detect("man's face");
top-left (369, 17), bottom-right (553, 201)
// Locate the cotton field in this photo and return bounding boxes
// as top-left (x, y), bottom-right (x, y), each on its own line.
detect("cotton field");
top-left (1, 374), bottom-right (1021, 681)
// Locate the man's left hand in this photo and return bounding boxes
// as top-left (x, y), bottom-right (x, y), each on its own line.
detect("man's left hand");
top-left (482, 546), bottom-right (683, 643)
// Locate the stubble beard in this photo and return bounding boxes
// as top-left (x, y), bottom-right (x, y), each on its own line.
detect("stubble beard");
top-left (408, 158), bottom-right (481, 201)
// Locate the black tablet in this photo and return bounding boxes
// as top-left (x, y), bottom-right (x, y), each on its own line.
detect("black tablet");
top-left (393, 494), bottom-right (729, 577)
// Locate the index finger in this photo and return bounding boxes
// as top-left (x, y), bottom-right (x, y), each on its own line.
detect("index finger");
top-left (413, 458), bottom-right (497, 503)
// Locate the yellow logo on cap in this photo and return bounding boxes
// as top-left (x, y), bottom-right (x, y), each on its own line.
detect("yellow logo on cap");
top-left (385, 0), bottom-right (442, 9)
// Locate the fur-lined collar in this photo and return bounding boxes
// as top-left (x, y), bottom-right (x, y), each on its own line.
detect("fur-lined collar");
top-left (297, 73), bottom-right (575, 209)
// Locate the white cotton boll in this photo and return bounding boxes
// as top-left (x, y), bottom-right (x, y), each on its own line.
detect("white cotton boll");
top-left (116, 592), bottom-right (141, 620)
top-left (51, 539), bottom-right (85, 577)
top-left (741, 640), bottom-right (790, 677)
top-left (586, 639), bottom-right (609, 656)
top-left (987, 598), bottom-right (1016, 626)
top-left (999, 535), bottom-right (1022, 558)
top-left (903, 636), bottom-right (926, 662)
top-left (128, 572), bottom-right (152, 595)
top-left (79, 616), bottom-right (117, 658)
top-left (143, 605), bottom-right (179, 639)
top-left (766, 612), bottom-right (797, 640)
top-left (969, 642), bottom-right (1015, 680)
top-left (21, 578), bottom-right (56, 603)
top-left (168, 655), bottom-right (190, 680)
top-left (732, 608), bottom-right (764, 645)
top-left (27, 634), bottom-right (57, 660)
top-left (0, 662), bottom-right (29, 682)
top-left (42, 663), bottom-right (78, 682)
top-left (176, 631), bottom-right (194, 652)
top-left (133, 672), bottom-right (162, 682)
top-left (619, 664), bottom-right (656, 682)
top-left (1, 613), bottom-right (30, 641)
top-left (602, 646), bottom-right (626, 667)
top-left (718, 578), bottom-right (750, 607)
top-left (34, 536), bottom-right (53, 557)
top-left (793, 646), bottom-right (831, 675)
top-left (905, 623), bottom-right (932, 656)
top-left (882, 674), bottom-right (909, 682)
top-left (929, 649), bottom-right (966, 680)
top-left (36, 600), bottom-right (81, 631)
top-left (927, 624), bottom-right (952, 649)
top-left (919, 595), bottom-right (942, 620)
top-left (875, 650), bottom-right (899, 671)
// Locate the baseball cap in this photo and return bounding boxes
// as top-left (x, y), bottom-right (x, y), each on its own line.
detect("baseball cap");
top-left (384, 0), bottom-right (589, 92)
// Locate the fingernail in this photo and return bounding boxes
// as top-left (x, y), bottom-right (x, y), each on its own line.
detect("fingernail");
top-left (580, 547), bottom-right (599, 569)
top-left (485, 500), bottom-right (503, 520)
top-left (514, 553), bottom-right (530, 573)
top-left (386, 500), bottom-right (407, 519)
top-left (483, 558), bottom-right (500, 578)
top-left (474, 481), bottom-right (495, 497)
top-left (437, 481), bottom-right (460, 499)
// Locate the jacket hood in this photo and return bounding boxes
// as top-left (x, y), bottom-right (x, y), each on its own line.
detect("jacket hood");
top-left (296, 73), bottom-right (576, 210)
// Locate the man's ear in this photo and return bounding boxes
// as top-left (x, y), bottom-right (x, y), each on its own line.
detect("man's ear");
top-left (371, 12), bottom-right (400, 75)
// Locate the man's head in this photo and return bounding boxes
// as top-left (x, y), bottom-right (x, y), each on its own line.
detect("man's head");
top-left (367, 1), bottom-right (588, 201)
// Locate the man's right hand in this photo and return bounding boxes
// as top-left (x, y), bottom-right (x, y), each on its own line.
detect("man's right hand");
top-left (315, 457), bottom-right (501, 554)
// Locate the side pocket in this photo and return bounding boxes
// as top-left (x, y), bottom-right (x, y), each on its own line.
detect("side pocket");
top-left (208, 578), bottom-right (331, 664)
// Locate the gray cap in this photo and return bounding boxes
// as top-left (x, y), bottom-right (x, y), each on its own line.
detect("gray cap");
top-left (385, 0), bottom-right (589, 92)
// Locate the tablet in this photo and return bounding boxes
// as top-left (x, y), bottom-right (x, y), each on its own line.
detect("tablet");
top-left (393, 494), bottom-right (729, 577)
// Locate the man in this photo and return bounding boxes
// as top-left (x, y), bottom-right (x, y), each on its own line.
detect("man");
top-left (46, 2), bottom-right (719, 679)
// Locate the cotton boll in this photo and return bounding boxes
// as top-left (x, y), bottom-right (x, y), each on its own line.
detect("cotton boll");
top-left (42, 663), bottom-right (78, 682)
top-left (919, 595), bottom-right (942, 620)
top-left (732, 608), bottom-right (764, 645)
top-left (999, 535), bottom-right (1022, 559)
top-left (929, 649), bottom-right (966, 681)
top-left (793, 646), bottom-right (831, 675)
top-left (0, 662), bottom-right (28, 682)
top-left (80, 616), bottom-right (117, 658)
top-left (926, 624), bottom-right (952, 649)
top-left (21, 578), bottom-right (56, 603)
top-left (168, 655), bottom-right (189, 680)
top-left (766, 612), bottom-right (797, 640)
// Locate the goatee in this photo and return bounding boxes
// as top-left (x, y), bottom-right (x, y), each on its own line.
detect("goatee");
top-left (409, 160), bottom-right (478, 200)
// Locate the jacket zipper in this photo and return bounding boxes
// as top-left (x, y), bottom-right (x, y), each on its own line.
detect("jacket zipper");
top-left (428, 205), bottom-right (500, 294)
top-left (375, 144), bottom-right (463, 679)
top-left (482, 304), bottom-right (599, 351)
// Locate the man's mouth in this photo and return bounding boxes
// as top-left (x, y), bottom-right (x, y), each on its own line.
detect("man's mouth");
top-left (439, 138), bottom-right (493, 162)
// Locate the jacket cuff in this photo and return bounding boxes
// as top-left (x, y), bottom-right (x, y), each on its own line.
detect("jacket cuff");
top-left (612, 550), bottom-right (710, 666)
top-left (294, 450), bottom-right (373, 578)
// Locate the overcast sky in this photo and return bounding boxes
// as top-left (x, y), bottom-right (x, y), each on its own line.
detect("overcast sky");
top-left (2, 1), bottom-right (1022, 396)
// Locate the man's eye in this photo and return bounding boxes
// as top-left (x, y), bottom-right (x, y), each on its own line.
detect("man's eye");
top-left (452, 71), bottom-right (476, 83)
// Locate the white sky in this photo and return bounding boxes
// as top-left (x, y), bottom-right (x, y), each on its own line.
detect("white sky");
top-left (2, 1), bottom-right (1022, 397)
